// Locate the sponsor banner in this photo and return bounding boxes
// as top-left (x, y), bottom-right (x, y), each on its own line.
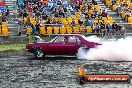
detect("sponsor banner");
top-left (0, 0), bottom-right (4, 6)
top-left (85, 74), bottom-right (131, 83)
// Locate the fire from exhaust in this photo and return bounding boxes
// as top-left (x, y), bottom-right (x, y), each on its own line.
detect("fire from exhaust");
top-left (77, 36), bottom-right (132, 61)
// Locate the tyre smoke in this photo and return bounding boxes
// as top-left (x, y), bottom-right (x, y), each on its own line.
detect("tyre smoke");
top-left (77, 36), bottom-right (132, 61)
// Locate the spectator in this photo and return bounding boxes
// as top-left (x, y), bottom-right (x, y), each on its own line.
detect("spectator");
top-left (58, 20), bottom-right (63, 27)
top-left (52, 19), bottom-right (58, 26)
top-left (80, 12), bottom-right (85, 21)
top-left (106, 22), bottom-right (111, 34)
top-left (2, 14), bottom-right (7, 22)
top-left (84, 18), bottom-right (91, 26)
top-left (18, 16), bottom-right (23, 36)
top-left (78, 19), bottom-right (83, 26)
top-left (94, 23), bottom-right (101, 33)
top-left (33, 4), bottom-right (38, 13)
top-left (57, 0), bottom-right (62, 5)
top-left (88, 3), bottom-right (92, 10)
top-left (30, 12), bottom-right (35, 18)
top-left (31, 24), bottom-right (36, 35)
top-left (66, 11), bottom-right (72, 17)
top-left (46, 18), bottom-right (51, 27)
top-left (101, 10), bottom-right (107, 17)
top-left (81, 5), bottom-right (86, 13)
top-left (98, 12), bottom-right (102, 21)
top-left (116, 4), bottom-right (121, 15)
top-left (85, 13), bottom-right (89, 19)
top-left (5, 6), bottom-right (10, 17)
top-left (112, 21), bottom-right (118, 33)
top-left (91, 11), bottom-right (96, 19)
top-left (23, 10), bottom-right (28, 18)
top-left (92, 0), bottom-right (97, 5)
top-left (71, 18), bottom-right (76, 27)
top-left (94, 8), bottom-right (98, 15)
top-left (90, 18), bottom-right (94, 26)
top-left (62, 0), bottom-right (68, 6)
top-left (35, 10), bottom-right (41, 18)
top-left (12, 2), bottom-right (18, 18)
top-left (42, 12), bottom-right (48, 21)
top-left (27, 5), bottom-right (33, 12)
top-left (100, 20), bottom-right (105, 33)
top-left (125, 10), bottom-right (131, 21)
top-left (58, 9), bottom-right (65, 17)
top-left (35, 22), bottom-right (40, 34)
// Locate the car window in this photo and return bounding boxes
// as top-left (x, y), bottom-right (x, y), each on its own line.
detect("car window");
top-left (68, 36), bottom-right (80, 42)
top-left (54, 36), bottom-right (66, 42)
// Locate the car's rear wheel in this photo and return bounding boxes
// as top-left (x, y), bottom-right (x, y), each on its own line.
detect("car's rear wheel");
top-left (33, 48), bottom-right (45, 59)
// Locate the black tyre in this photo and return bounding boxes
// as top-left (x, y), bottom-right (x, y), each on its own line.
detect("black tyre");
top-left (33, 48), bottom-right (45, 59)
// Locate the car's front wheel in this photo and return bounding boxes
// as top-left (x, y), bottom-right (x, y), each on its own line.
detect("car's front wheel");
top-left (33, 48), bottom-right (45, 59)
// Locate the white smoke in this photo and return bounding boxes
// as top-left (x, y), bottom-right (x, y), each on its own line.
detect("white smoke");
top-left (77, 36), bottom-right (132, 61)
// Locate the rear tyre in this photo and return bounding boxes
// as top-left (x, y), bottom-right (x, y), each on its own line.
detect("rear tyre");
top-left (33, 48), bottom-right (45, 59)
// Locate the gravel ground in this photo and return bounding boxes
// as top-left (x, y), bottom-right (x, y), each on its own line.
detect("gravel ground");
top-left (0, 56), bottom-right (132, 88)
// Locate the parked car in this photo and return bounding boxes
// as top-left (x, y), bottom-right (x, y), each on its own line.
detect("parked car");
top-left (26, 34), bottom-right (101, 59)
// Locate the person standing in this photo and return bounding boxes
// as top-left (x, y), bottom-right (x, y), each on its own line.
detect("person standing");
top-left (12, 2), bottom-right (18, 18)
top-left (18, 16), bottom-right (23, 36)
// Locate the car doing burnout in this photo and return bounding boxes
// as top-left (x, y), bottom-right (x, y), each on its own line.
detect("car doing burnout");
top-left (26, 34), bottom-right (101, 59)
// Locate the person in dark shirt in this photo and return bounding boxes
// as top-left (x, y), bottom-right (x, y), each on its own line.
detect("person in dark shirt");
top-left (92, 0), bottom-right (97, 5)
top-left (78, 19), bottom-right (83, 26)
top-left (57, 0), bottom-right (62, 5)
top-left (98, 12), bottom-right (102, 21)
top-left (71, 18), bottom-right (76, 27)
top-left (85, 13), bottom-right (89, 19)
top-left (35, 22), bottom-right (40, 34)
top-left (21, 3), bottom-right (26, 10)
top-left (94, 23), bottom-right (101, 33)
top-left (33, 5), bottom-right (38, 13)
top-left (2, 15), bottom-right (7, 22)
top-left (88, 3), bottom-right (92, 10)
top-left (5, 6), bottom-right (10, 17)
top-left (35, 10), bottom-right (41, 18)
top-left (100, 20), bottom-right (105, 33)
top-left (112, 21), bottom-right (118, 33)
top-left (101, 10), bottom-right (107, 17)
top-left (91, 12), bottom-right (96, 19)
top-left (23, 10), bottom-right (28, 18)
top-left (42, 12), bottom-right (48, 20)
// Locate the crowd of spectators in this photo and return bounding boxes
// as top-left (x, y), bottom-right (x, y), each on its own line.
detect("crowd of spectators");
top-left (0, 6), bottom-right (9, 22)
top-left (113, 0), bottom-right (131, 21)
top-left (1, 0), bottom-right (126, 36)
top-left (103, 0), bottom-right (132, 22)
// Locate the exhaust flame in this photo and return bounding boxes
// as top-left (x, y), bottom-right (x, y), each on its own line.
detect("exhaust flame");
top-left (77, 36), bottom-right (132, 61)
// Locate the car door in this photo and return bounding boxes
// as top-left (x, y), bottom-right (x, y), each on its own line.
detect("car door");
top-left (45, 36), bottom-right (68, 55)
top-left (66, 36), bottom-right (82, 55)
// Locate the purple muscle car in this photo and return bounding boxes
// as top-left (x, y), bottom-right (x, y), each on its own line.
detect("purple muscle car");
top-left (26, 34), bottom-right (101, 59)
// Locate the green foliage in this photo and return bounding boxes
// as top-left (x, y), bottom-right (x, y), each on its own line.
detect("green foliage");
top-left (0, 44), bottom-right (25, 51)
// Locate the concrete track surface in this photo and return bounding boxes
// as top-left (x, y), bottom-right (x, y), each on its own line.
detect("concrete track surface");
top-left (0, 56), bottom-right (132, 88)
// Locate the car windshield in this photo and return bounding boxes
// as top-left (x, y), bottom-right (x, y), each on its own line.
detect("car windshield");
top-left (50, 36), bottom-right (59, 42)
top-left (50, 36), bottom-right (66, 42)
